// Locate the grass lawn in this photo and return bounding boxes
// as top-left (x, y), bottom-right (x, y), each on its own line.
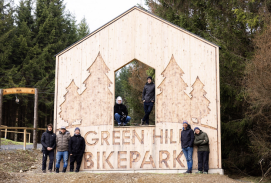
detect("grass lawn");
top-left (1, 138), bottom-right (32, 145)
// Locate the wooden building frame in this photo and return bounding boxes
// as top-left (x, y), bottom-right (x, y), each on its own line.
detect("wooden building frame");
top-left (54, 6), bottom-right (222, 174)
top-left (0, 88), bottom-right (39, 149)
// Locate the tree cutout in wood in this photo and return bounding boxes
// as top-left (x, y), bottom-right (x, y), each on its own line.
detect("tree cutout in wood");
top-left (59, 52), bottom-right (113, 127)
top-left (157, 55), bottom-right (190, 123)
top-left (190, 77), bottom-right (211, 125)
top-left (59, 80), bottom-right (81, 126)
top-left (80, 52), bottom-right (113, 126)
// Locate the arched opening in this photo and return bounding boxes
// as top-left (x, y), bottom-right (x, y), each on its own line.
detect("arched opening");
top-left (114, 60), bottom-right (155, 127)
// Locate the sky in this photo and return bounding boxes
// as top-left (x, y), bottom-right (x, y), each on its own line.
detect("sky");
top-left (14, 0), bottom-right (148, 31)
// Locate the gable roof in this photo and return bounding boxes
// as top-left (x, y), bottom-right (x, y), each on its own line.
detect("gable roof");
top-left (55, 6), bottom-right (220, 57)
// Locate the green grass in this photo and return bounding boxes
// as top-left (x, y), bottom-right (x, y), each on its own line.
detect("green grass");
top-left (1, 138), bottom-right (32, 145)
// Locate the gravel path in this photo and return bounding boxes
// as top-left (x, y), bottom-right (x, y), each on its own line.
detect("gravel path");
top-left (0, 144), bottom-right (42, 150)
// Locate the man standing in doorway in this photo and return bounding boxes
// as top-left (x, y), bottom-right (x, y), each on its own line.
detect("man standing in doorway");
top-left (56, 126), bottom-right (70, 173)
top-left (41, 124), bottom-right (56, 173)
top-left (181, 120), bottom-right (194, 173)
top-left (69, 127), bottom-right (85, 172)
top-left (141, 76), bottom-right (155, 125)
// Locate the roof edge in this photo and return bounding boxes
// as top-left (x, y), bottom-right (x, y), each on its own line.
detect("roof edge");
top-left (55, 6), bottom-right (220, 57)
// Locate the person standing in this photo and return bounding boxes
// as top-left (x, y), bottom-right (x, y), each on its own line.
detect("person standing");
top-left (141, 76), bottom-right (155, 125)
top-left (69, 127), bottom-right (85, 172)
top-left (181, 121), bottom-right (195, 173)
top-left (41, 124), bottom-right (56, 173)
top-left (194, 127), bottom-right (209, 174)
top-left (114, 96), bottom-right (131, 126)
top-left (55, 126), bottom-right (71, 173)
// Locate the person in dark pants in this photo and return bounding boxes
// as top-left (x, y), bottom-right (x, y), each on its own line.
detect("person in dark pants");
top-left (114, 96), bottom-right (131, 126)
top-left (141, 76), bottom-right (155, 125)
top-left (69, 127), bottom-right (85, 172)
top-left (181, 121), bottom-right (195, 174)
top-left (194, 127), bottom-right (209, 174)
top-left (41, 123), bottom-right (56, 173)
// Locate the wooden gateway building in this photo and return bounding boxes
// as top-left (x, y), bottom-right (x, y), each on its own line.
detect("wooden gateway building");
top-left (54, 6), bottom-right (222, 174)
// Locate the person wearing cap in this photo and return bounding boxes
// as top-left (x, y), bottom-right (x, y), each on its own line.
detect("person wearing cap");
top-left (141, 76), bottom-right (155, 125)
top-left (181, 121), bottom-right (195, 174)
top-left (114, 96), bottom-right (131, 126)
top-left (41, 123), bottom-right (56, 173)
top-left (69, 127), bottom-right (85, 172)
top-left (55, 126), bottom-right (70, 173)
top-left (194, 127), bottom-right (209, 174)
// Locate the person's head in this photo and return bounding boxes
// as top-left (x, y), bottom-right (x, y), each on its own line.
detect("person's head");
top-left (116, 96), bottom-right (122, 104)
top-left (147, 76), bottom-right (152, 84)
top-left (47, 124), bottom-right (53, 131)
top-left (60, 126), bottom-right (66, 134)
top-left (183, 121), bottom-right (188, 129)
top-left (194, 127), bottom-right (200, 134)
top-left (74, 127), bottom-right (80, 135)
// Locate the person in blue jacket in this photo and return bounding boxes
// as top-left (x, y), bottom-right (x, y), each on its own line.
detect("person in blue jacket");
top-left (181, 120), bottom-right (195, 173)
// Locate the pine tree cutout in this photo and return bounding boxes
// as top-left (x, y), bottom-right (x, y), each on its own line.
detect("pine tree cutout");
top-left (157, 55), bottom-right (190, 123)
top-left (190, 77), bottom-right (211, 125)
top-left (59, 80), bottom-right (81, 126)
top-left (80, 52), bottom-right (113, 126)
top-left (59, 52), bottom-right (113, 127)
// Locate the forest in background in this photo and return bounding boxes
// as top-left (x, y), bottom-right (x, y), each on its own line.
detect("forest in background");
top-left (0, 0), bottom-right (90, 141)
top-left (0, 0), bottom-right (271, 178)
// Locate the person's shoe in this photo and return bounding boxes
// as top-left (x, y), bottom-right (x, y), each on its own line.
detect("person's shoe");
top-left (203, 172), bottom-right (208, 174)
top-left (70, 169), bottom-right (74, 172)
top-left (56, 168), bottom-right (59, 173)
top-left (62, 168), bottom-right (67, 173)
top-left (75, 169), bottom-right (79, 173)
top-left (49, 169), bottom-right (52, 173)
top-left (42, 170), bottom-right (46, 173)
top-left (145, 123), bottom-right (149, 126)
top-left (184, 170), bottom-right (192, 174)
top-left (118, 123), bottom-right (121, 126)
top-left (141, 119), bottom-right (144, 125)
top-left (195, 171), bottom-right (203, 174)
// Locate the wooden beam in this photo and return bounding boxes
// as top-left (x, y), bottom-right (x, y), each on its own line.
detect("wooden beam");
top-left (23, 129), bottom-right (26, 150)
top-left (33, 88), bottom-right (38, 149)
top-left (3, 88), bottom-right (35, 95)
top-left (0, 89), bottom-right (2, 149)
top-left (0, 127), bottom-right (46, 130)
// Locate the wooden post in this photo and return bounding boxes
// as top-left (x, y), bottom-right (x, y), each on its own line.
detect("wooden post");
top-left (28, 133), bottom-right (30, 143)
top-left (5, 127), bottom-right (7, 139)
top-left (0, 89), bottom-right (3, 150)
top-left (33, 88), bottom-right (38, 149)
top-left (23, 128), bottom-right (26, 150)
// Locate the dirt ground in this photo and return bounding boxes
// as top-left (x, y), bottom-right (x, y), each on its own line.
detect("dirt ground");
top-left (0, 149), bottom-right (268, 183)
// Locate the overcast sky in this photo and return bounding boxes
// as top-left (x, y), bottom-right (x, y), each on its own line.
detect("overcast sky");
top-left (14, 0), bottom-right (148, 31)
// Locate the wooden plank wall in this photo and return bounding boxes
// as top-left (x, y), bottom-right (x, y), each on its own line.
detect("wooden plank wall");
top-left (55, 8), bottom-right (221, 171)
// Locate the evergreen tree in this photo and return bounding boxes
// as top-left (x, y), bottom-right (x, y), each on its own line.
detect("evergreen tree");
top-left (77, 16), bottom-right (90, 39)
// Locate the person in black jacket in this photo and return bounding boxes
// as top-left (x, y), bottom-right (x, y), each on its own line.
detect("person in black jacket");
top-left (41, 123), bottom-right (56, 173)
top-left (114, 96), bottom-right (131, 126)
top-left (181, 121), bottom-right (195, 174)
top-left (69, 127), bottom-right (85, 172)
top-left (141, 76), bottom-right (155, 125)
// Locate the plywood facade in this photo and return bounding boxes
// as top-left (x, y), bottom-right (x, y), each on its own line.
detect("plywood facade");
top-left (54, 7), bottom-right (222, 173)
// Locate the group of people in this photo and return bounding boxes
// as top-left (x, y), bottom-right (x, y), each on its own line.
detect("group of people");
top-left (181, 121), bottom-right (210, 174)
top-left (42, 76), bottom-right (210, 174)
top-left (114, 76), bottom-right (155, 126)
top-left (41, 124), bottom-right (85, 173)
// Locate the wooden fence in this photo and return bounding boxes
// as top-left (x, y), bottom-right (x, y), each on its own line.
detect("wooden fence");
top-left (0, 126), bottom-right (46, 150)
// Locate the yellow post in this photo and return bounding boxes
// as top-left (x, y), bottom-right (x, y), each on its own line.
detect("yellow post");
top-left (23, 128), bottom-right (26, 150)
top-left (5, 127), bottom-right (7, 139)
